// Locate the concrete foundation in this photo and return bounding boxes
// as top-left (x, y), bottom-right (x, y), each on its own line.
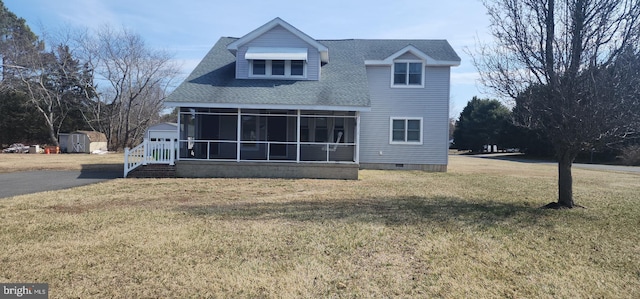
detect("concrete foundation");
top-left (359, 163), bottom-right (447, 172)
top-left (176, 161), bottom-right (359, 180)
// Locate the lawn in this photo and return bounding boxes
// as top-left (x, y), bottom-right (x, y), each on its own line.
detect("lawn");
top-left (0, 153), bottom-right (123, 173)
top-left (1, 155), bottom-right (638, 298)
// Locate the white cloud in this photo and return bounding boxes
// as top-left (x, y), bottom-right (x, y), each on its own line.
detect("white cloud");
top-left (54, 0), bottom-right (120, 29)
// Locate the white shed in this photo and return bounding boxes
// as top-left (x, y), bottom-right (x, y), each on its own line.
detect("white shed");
top-left (68, 131), bottom-right (108, 153)
top-left (145, 123), bottom-right (178, 142)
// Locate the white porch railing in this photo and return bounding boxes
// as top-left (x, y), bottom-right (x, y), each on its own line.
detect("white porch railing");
top-left (124, 139), bottom-right (175, 178)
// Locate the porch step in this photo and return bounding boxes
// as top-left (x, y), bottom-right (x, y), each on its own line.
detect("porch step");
top-left (127, 164), bottom-right (177, 178)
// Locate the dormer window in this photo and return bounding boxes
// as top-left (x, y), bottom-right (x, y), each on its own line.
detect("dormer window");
top-left (246, 47), bottom-right (308, 79)
top-left (250, 60), bottom-right (306, 77)
top-left (392, 61), bottom-right (424, 87)
top-left (291, 60), bottom-right (304, 76)
top-left (253, 60), bottom-right (266, 75)
top-left (272, 60), bottom-right (285, 75)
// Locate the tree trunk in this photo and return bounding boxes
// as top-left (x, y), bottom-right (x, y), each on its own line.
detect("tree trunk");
top-left (557, 151), bottom-right (575, 208)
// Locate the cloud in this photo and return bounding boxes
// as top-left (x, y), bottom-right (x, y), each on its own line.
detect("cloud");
top-left (53, 0), bottom-right (120, 29)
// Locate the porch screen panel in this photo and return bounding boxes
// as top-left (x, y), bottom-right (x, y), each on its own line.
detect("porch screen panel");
top-left (216, 115), bottom-right (238, 159)
top-left (241, 115), bottom-right (267, 160)
top-left (180, 111), bottom-right (195, 159)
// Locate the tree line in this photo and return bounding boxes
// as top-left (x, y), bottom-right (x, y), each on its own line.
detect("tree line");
top-left (0, 1), bottom-right (178, 150)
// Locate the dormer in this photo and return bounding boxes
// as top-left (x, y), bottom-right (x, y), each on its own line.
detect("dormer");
top-left (364, 45), bottom-right (461, 88)
top-left (227, 18), bottom-right (329, 81)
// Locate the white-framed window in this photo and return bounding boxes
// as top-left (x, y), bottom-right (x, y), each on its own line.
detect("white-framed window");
top-left (389, 117), bottom-right (423, 144)
top-left (392, 61), bottom-right (424, 87)
top-left (250, 59), bottom-right (306, 78)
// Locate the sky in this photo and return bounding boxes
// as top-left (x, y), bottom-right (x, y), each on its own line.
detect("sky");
top-left (5, 0), bottom-right (494, 118)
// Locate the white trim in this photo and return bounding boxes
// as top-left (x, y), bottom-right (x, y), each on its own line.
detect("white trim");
top-left (177, 111), bottom-right (182, 160)
top-left (355, 112), bottom-right (361, 163)
top-left (296, 110), bottom-right (301, 163)
top-left (245, 47), bottom-right (308, 60)
top-left (391, 61), bottom-right (425, 88)
top-left (236, 108), bottom-right (242, 161)
top-left (366, 59), bottom-right (461, 66)
top-left (389, 117), bottom-right (423, 145)
top-left (165, 102), bottom-right (371, 112)
top-left (227, 18), bottom-right (329, 63)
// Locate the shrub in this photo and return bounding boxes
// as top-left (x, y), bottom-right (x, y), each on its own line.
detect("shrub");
top-left (618, 145), bottom-right (640, 166)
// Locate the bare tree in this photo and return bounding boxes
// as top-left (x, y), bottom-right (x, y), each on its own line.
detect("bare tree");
top-left (474, 0), bottom-right (640, 208)
top-left (11, 44), bottom-right (93, 146)
top-left (76, 26), bottom-right (179, 150)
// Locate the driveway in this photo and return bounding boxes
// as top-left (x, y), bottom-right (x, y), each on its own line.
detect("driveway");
top-left (469, 153), bottom-right (640, 174)
top-left (0, 170), bottom-right (121, 199)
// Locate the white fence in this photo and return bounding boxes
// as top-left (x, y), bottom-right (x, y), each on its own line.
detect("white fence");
top-left (124, 139), bottom-right (175, 178)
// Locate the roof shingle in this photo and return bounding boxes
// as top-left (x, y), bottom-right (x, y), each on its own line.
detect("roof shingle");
top-left (165, 38), bottom-right (460, 109)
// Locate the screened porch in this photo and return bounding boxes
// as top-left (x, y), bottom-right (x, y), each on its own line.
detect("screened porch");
top-left (178, 108), bottom-right (359, 163)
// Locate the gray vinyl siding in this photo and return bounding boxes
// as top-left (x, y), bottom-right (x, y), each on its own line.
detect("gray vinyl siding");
top-left (360, 65), bottom-right (451, 165)
top-left (235, 25), bottom-right (320, 80)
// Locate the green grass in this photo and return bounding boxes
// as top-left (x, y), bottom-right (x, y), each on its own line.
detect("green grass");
top-left (0, 156), bottom-right (639, 298)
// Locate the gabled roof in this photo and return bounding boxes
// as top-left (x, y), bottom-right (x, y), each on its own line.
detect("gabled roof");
top-left (364, 44), bottom-right (461, 66)
top-left (165, 38), bottom-right (460, 110)
top-left (354, 39), bottom-right (460, 62)
top-left (227, 17), bottom-right (329, 63)
top-left (166, 38), bottom-right (370, 111)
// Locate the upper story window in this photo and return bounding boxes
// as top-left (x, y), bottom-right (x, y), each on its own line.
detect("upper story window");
top-left (291, 60), bottom-right (304, 76)
top-left (246, 47), bottom-right (308, 79)
top-left (250, 60), bottom-right (306, 78)
top-left (253, 60), bottom-right (266, 75)
top-left (392, 61), bottom-right (423, 87)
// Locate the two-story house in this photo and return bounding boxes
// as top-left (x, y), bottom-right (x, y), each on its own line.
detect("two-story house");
top-left (125, 18), bottom-right (460, 179)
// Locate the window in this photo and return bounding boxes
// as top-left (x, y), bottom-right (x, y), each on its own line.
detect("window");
top-left (253, 60), bottom-right (266, 75)
top-left (291, 60), bottom-right (304, 76)
top-left (394, 63), bottom-right (407, 84)
top-left (393, 62), bottom-right (423, 87)
top-left (390, 117), bottom-right (423, 144)
top-left (272, 60), bottom-right (285, 75)
top-left (250, 60), bottom-right (306, 78)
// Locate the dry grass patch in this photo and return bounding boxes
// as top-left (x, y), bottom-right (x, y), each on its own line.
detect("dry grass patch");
top-left (1, 156), bottom-right (639, 298)
top-left (0, 153), bottom-right (123, 173)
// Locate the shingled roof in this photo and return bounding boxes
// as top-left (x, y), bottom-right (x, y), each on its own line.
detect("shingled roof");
top-left (165, 37), bottom-right (460, 110)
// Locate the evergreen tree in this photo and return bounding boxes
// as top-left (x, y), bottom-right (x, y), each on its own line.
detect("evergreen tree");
top-left (454, 97), bottom-right (511, 152)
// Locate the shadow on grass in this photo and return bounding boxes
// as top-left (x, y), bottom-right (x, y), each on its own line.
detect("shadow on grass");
top-left (78, 163), bottom-right (123, 179)
top-left (176, 196), bottom-right (547, 227)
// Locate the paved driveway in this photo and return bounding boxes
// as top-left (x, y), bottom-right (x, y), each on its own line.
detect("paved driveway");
top-left (571, 163), bottom-right (640, 173)
top-left (0, 170), bottom-right (121, 199)
top-left (470, 153), bottom-right (640, 174)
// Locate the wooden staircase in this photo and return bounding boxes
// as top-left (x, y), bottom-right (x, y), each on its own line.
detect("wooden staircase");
top-left (126, 164), bottom-right (177, 178)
